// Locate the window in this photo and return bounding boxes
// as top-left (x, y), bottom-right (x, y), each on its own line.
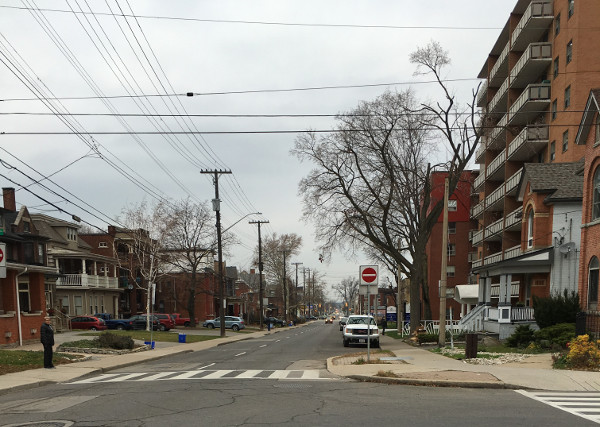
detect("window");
top-left (538, 151), bottom-right (544, 163)
top-left (446, 266), bottom-right (455, 278)
top-left (551, 99), bottom-right (557, 120)
top-left (67, 228), bottom-right (77, 241)
top-left (564, 85), bottom-right (571, 108)
top-left (74, 296), bottom-right (83, 315)
top-left (553, 57), bottom-right (559, 79)
top-left (550, 141), bottom-right (556, 161)
top-left (566, 40), bottom-right (573, 64)
top-left (18, 283), bottom-right (30, 312)
top-left (568, 0), bottom-right (574, 18)
top-left (448, 199), bottom-right (457, 211)
top-left (24, 242), bottom-right (34, 264)
top-left (554, 13), bottom-right (561, 36)
top-left (562, 130), bottom-right (569, 152)
top-left (589, 257), bottom-right (599, 307)
top-left (593, 167), bottom-right (600, 220)
top-left (99, 242), bottom-right (108, 248)
top-left (38, 243), bottom-right (44, 263)
top-left (448, 243), bottom-right (456, 256)
top-left (595, 113), bottom-right (600, 145)
top-left (23, 221), bottom-right (30, 233)
top-left (448, 222), bottom-right (456, 234)
top-left (527, 209), bottom-right (534, 248)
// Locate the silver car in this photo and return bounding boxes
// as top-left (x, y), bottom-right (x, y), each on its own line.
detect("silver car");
top-left (342, 315), bottom-right (379, 347)
top-left (203, 316), bottom-right (245, 331)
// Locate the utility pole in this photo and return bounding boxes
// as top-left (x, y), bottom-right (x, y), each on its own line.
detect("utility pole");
top-left (201, 169), bottom-right (231, 338)
top-left (292, 262), bottom-right (303, 320)
top-left (250, 220), bottom-right (269, 330)
top-left (439, 177), bottom-right (449, 347)
top-left (281, 250), bottom-right (290, 323)
top-left (305, 268), bottom-right (311, 319)
top-left (302, 268), bottom-right (307, 318)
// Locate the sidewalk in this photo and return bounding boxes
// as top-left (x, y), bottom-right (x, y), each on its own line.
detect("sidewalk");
top-left (328, 335), bottom-right (600, 391)
top-left (2, 327), bottom-right (600, 394)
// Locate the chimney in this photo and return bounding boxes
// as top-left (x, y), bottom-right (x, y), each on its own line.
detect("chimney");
top-left (2, 188), bottom-right (16, 211)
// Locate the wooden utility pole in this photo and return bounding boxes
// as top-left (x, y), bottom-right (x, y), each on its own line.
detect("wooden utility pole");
top-left (282, 250), bottom-right (289, 323)
top-left (291, 262), bottom-right (303, 320)
top-left (250, 220), bottom-right (269, 330)
top-left (439, 177), bottom-right (449, 347)
top-left (201, 169), bottom-right (231, 338)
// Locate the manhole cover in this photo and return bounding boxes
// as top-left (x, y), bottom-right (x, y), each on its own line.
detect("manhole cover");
top-left (2, 421), bottom-right (73, 427)
top-left (273, 383), bottom-right (313, 389)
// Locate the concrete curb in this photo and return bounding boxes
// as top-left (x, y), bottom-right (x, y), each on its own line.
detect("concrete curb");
top-left (345, 374), bottom-right (530, 390)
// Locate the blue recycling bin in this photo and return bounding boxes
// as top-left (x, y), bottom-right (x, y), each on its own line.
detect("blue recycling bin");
top-left (178, 333), bottom-right (187, 343)
top-left (144, 341), bottom-right (155, 349)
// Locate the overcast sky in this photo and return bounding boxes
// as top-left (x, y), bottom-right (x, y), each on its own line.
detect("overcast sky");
top-left (0, 0), bottom-right (516, 295)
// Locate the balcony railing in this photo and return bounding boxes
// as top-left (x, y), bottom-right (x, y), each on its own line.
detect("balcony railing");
top-left (471, 200), bottom-right (485, 219)
top-left (472, 259), bottom-right (483, 269)
top-left (472, 229), bottom-right (484, 246)
top-left (474, 167), bottom-right (486, 190)
top-left (506, 168), bottom-right (524, 196)
top-left (508, 83), bottom-right (551, 125)
top-left (505, 207), bottom-right (524, 230)
top-left (488, 114), bottom-right (508, 150)
top-left (488, 78), bottom-right (509, 116)
top-left (489, 42), bottom-right (510, 87)
top-left (504, 244), bottom-right (522, 260)
top-left (56, 274), bottom-right (118, 289)
top-left (487, 148), bottom-right (506, 181)
top-left (484, 251), bottom-right (503, 265)
top-left (508, 125), bottom-right (549, 161)
top-left (476, 80), bottom-right (488, 107)
top-left (485, 184), bottom-right (505, 211)
top-left (490, 283), bottom-right (520, 298)
top-left (484, 217), bottom-right (504, 240)
top-left (511, 1), bottom-right (554, 51)
top-left (510, 42), bottom-right (552, 88)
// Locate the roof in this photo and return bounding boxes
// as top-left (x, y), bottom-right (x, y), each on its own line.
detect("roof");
top-left (575, 89), bottom-right (600, 145)
top-left (517, 161), bottom-right (584, 203)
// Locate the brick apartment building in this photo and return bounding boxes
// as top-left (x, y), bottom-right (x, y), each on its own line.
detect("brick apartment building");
top-left (461, 0), bottom-right (600, 338)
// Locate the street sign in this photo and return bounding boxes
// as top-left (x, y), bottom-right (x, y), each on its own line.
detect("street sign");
top-left (359, 265), bottom-right (378, 285)
top-left (0, 243), bottom-right (5, 279)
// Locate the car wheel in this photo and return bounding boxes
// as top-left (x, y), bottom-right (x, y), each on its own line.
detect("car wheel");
top-left (117, 325), bottom-right (124, 330)
top-left (159, 324), bottom-right (166, 331)
top-left (207, 323), bottom-right (215, 329)
top-left (90, 327), bottom-right (97, 331)
top-left (343, 338), bottom-right (349, 347)
top-left (232, 325), bottom-right (240, 332)
top-left (372, 340), bottom-right (380, 348)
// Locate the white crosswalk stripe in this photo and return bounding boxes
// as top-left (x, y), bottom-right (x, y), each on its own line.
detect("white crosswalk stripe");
top-left (517, 390), bottom-right (600, 424)
top-left (71, 369), bottom-right (331, 384)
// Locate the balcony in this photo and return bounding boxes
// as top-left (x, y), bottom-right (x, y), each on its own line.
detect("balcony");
top-left (505, 206), bottom-right (524, 231)
top-left (471, 200), bottom-right (485, 219)
top-left (485, 184), bottom-right (505, 212)
top-left (508, 125), bottom-right (549, 161)
top-left (472, 229), bottom-right (484, 246)
top-left (487, 148), bottom-right (506, 182)
top-left (487, 114), bottom-right (508, 150)
top-left (488, 78), bottom-right (509, 116)
top-left (472, 258), bottom-right (483, 269)
top-left (473, 167), bottom-right (486, 191)
top-left (476, 80), bottom-right (488, 107)
top-left (505, 168), bottom-right (524, 196)
top-left (510, 43), bottom-right (552, 88)
top-left (511, 1), bottom-right (554, 51)
top-left (504, 244), bottom-right (522, 260)
top-left (475, 138), bottom-right (487, 164)
top-left (484, 251), bottom-right (503, 265)
top-left (489, 42), bottom-right (510, 88)
top-left (508, 84), bottom-right (551, 125)
top-left (484, 217), bottom-right (504, 241)
top-left (56, 274), bottom-right (119, 289)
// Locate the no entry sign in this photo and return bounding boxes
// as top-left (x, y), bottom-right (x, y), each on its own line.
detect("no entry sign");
top-left (359, 265), bottom-right (378, 286)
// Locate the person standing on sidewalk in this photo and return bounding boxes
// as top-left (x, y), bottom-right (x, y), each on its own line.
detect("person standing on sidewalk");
top-left (40, 316), bottom-right (55, 369)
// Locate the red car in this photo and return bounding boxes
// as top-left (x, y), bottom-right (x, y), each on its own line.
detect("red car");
top-left (171, 313), bottom-right (198, 327)
top-left (153, 313), bottom-right (175, 331)
top-left (70, 316), bottom-right (107, 331)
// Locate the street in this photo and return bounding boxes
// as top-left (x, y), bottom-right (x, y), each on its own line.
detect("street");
top-left (0, 323), bottom-right (597, 427)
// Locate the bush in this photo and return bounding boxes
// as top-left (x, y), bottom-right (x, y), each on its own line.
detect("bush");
top-left (534, 323), bottom-right (575, 350)
top-left (505, 325), bottom-right (535, 348)
top-left (417, 333), bottom-right (438, 344)
top-left (554, 335), bottom-right (600, 371)
top-left (98, 332), bottom-right (134, 350)
top-left (533, 289), bottom-right (580, 329)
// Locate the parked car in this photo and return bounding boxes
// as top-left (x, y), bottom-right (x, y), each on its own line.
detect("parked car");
top-left (339, 316), bottom-right (348, 331)
top-left (203, 316), bottom-right (245, 331)
top-left (153, 313), bottom-right (175, 331)
top-left (129, 314), bottom-right (161, 331)
top-left (94, 313), bottom-right (133, 330)
top-left (171, 313), bottom-right (198, 327)
top-left (70, 316), bottom-right (107, 331)
top-left (263, 317), bottom-right (285, 327)
top-left (342, 315), bottom-right (379, 348)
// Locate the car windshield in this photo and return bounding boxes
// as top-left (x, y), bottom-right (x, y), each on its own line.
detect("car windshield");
top-left (347, 317), bottom-right (376, 325)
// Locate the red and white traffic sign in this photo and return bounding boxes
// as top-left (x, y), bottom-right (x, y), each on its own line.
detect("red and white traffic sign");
top-left (0, 247), bottom-right (4, 263)
top-left (0, 242), bottom-right (5, 279)
top-left (359, 265), bottom-right (378, 286)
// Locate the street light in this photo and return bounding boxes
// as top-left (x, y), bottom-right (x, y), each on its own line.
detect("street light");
top-left (223, 212), bottom-right (261, 234)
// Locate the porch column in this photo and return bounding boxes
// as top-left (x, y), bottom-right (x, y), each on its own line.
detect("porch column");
top-left (484, 277), bottom-right (492, 305)
top-left (81, 259), bottom-right (87, 274)
top-left (499, 274), bottom-right (509, 306)
top-left (478, 277), bottom-right (485, 305)
top-left (93, 261), bottom-right (98, 276)
top-left (506, 274), bottom-right (512, 304)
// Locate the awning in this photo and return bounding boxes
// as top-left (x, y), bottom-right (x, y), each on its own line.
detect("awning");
top-left (454, 284), bottom-right (479, 305)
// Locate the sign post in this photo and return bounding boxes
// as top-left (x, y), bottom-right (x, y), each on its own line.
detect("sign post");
top-left (359, 265), bottom-right (378, 361)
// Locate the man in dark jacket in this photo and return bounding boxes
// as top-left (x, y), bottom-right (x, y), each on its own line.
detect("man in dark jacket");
top-left (40, 316), bottom-right (55, 369)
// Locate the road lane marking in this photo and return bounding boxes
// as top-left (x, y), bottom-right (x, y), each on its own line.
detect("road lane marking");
top-left (268, 370), bottom-right (290, 379)
top-left (137, 372), bottom-right (177, 381)
top-left (275, 339), bottom-right (281, 342)
top-left (517, 390), bottom-right (600, 424)
top-left (234, 352), bottom-right (246, 357)
top-left (236, 370), bottom-right (262, 379)
top-left (170, 371), bottom-right (205, 380)
top-left (202, 370), bottom-right (234, 379)
top-left (259, 344), bottom-right (267, 348)
top-left (198, 363), bottom-right (215, 370)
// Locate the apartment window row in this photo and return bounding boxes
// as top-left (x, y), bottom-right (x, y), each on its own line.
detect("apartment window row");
top-left (568, 0), bottom-right (575, 19)
top-left (566, 40), bottom-right (573, 64)
top-left (562, 130), bottom-right (569, 152)
top-left (593, 167), bottom-right (600, 221)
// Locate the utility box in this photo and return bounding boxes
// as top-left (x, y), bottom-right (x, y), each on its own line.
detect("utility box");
top-left (465, 333), bottom-right (478, 359)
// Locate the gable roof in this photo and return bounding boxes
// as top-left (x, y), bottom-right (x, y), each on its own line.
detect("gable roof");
top-left (575, 89), bottom-right (600, 145)
top-left (517, 161), bottom-right (584, 203)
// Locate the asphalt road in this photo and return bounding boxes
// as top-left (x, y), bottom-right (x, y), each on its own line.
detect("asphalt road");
top-left (0, 322), bottom-right (596, 427)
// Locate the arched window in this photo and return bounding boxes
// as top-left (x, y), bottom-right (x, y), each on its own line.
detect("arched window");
top-left (588, 257), bottom-right (599, 308)
top-left (593, 167), bottom-right (600, 220)
top-left (527, 209), bottom-right (534, 248)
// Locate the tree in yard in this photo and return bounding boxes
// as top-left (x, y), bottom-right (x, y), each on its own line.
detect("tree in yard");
top-left (292, 41), bottom-right (483, 332)
top-left (163, 198), bottom-right (215, 327)
top-left (332, 276), bottom-right (359, 316)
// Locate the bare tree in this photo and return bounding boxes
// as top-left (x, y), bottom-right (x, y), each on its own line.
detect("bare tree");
top-left (292, 42), bottom-right (483, 332)
top-left (332, 276), bottom-right (359, 316)
top-left (163, 198), bottom-right (215, 327)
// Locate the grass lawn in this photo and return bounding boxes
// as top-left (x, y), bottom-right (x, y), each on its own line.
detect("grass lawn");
top-left (0, 350), bottom-right (85, 376)
top-left (81, 330), bottom-right (220, 343)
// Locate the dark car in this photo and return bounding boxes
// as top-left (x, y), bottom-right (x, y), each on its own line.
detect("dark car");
top-left (263, 317), bottom-right (285, 327)
top-left (153, 313), bottom-right (175, 331)
top-left (129, 315), bottom-right (161, 331)
top-left (70, 316), bottom-right (107, 331)
top-left (339, 316), bottom-right (348, 331)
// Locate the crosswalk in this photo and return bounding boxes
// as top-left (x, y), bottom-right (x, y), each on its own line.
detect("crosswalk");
top-left (517, 390), bottom-right (600, 424)
top-left (71, 369), bottom-right (332, 384)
